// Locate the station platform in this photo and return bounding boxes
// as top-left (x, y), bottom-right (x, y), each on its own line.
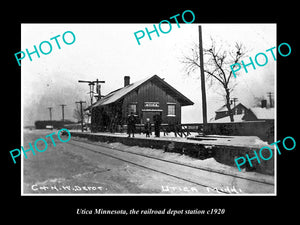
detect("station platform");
top-left (69, 130), bottom-right (274, 175)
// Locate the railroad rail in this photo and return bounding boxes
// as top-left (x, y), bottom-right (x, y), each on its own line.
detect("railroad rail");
top-left (68, 138), bottom-right (274, 194)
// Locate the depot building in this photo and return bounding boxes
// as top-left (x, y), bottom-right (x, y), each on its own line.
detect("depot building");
top-left (87, 75), bottom-right (194, 132)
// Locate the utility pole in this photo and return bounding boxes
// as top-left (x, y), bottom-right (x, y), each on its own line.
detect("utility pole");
top-left (231, 98), bottom-right (238, 114)
top-left (76, 101), bottom-right (86, 132)
top-left (60, 104), bottom-right (66, 122)
top-left (267, 92), bottom-right (273, 108)
top-left (47, 107), bottom-right (53, 130)
top-left (199, 25), bottom-right (207, 134)
top-left (78, 78), bottom-right (105, 105)
top-left (47, 107), bottom-right (52, 121)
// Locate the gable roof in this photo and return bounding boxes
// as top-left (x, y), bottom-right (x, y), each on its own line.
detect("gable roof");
top-left (215, 104), bottom-right (228, 112)
top-left (249, 107), bottom-right (275, 120)
top-left (88, 75), bottom-right (194, 110)
top-left (215, 103), bottom-right (248, 112)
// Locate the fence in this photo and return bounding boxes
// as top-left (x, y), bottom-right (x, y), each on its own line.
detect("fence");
top-left (205, 120), bottom-right (274, 143)
top-left (135, 120), bottom-right (274, 143)
top-left (86, 120), bottom-right (274, 143)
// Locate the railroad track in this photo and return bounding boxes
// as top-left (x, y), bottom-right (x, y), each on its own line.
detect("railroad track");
top-left (68, 138), bottom-right (274, 194)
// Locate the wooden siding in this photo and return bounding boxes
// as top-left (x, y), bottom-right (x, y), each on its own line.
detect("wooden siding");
top-left (122, 80), bottom-right (181, 125)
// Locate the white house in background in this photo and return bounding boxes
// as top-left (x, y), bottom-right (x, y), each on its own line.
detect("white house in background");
top-left (211, 101), bottom-right (274, 123)
top-left (213, 103), bottom-right (249, 121)
top-left (243, 107), bottom-right (275, 121)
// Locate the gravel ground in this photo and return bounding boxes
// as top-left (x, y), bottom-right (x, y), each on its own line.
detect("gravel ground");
top-left (23, 129), bottom-right (230, 195)
top-left (72, 135), bottom-right (274, 185)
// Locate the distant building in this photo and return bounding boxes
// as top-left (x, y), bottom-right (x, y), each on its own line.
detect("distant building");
top-left (214, 103), bottom-right (248, 121)
top-left (87, 75), bottom-right (194, 132)
top-left (211, 101), bottom-right (274, 123)
top-left (243, 107), bottom-right (275, 121)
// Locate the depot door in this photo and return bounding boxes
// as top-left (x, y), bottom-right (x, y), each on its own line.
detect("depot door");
top-left (142, 111), bottom-right (162, 124)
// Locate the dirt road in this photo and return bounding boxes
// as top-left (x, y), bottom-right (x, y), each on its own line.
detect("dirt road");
top-left (22, 129), bottom-right (274, 195)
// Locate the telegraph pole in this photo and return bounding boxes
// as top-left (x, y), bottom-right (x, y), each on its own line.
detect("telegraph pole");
top-left (76, 101), bottom-right (86, 132)
top-left (60, 104), bottom-right (66, 122)
top-left (78, 78), bottom-right (105, 105)
top-left (47, 107), bottom-right (52, 121)
top-left (231, 97), bottom-right (238, 114)
top-left (47, 107), bottom-right (53, 130)
top-left (267, 92), bottom-right (273, 108)
top-left (199, 25), bottom-right (208, 134)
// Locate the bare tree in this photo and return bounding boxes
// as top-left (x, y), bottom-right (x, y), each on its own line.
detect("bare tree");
top-left (182, 39), bottom-right (246, 122)
top-left (73, 105), bottom-right (88, 123)
top-left (73, 107), bottom-right (82, 122)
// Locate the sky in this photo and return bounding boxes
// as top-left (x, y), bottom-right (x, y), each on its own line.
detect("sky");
top-left (21, 23), bottom-right (276, 126)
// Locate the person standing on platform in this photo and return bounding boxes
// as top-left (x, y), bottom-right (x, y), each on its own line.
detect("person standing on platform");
top-left (153, 113), bottom-right (162, 137)
top-left (127, 112), bottom-right (136, 138)
top-left (144, 118), bottom-right (151, 137)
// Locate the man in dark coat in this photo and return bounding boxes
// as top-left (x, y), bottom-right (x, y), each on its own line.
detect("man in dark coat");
top-left (153, 113), bottom-right (162, 137)
top-left (144, 118), bottom-right (151, 137)
top-left (127, 112), bottom-right (136, 137)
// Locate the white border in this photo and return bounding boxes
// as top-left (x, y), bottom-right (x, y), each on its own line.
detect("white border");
top-left (21, 23), bottom-right (277, 196)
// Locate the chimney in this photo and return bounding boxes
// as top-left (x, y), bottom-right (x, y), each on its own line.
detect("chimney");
top-left (261, 99), bottom-right (267, 108)
top-left (124, 76), bottom-right (130, 87)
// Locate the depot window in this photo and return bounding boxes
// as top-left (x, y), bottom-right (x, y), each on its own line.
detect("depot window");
top-left (167, 104), bottom-right (176, 116)
top-left (128, 104), bottom-right (137, 114)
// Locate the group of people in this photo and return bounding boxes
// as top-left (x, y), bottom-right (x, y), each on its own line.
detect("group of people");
top-left (127, 112), bottom-right (162, 138)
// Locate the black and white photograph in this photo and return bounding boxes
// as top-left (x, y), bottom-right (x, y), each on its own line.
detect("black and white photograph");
top-left (3, 4), bottom-right (299, 221)
top-left (21, 23), bottom-right (276, 195)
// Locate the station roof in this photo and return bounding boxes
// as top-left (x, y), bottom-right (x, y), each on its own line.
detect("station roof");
top-left (86, 75), bottom-right (194, 110)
